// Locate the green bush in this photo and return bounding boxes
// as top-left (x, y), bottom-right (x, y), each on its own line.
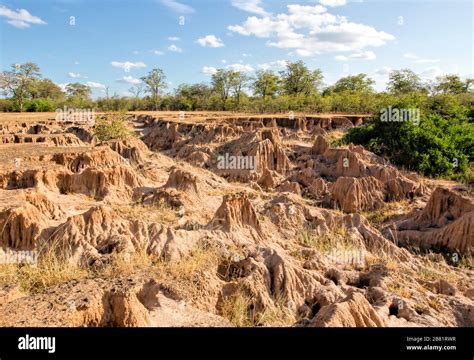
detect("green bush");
top-left (344, 112), bottom-right (474, 178)
top-left (25, 99), bottom-right (53, 112)
top-left (0, 99), bottom-right (15, 112)
top-left (92, 111), bottom-right (133, 141)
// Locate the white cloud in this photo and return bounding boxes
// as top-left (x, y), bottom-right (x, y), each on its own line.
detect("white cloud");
top-left (56, 83), bottom-right (69, 92)
top-left (226, 63), bottom-right (254, 72)
top-left (419, 66), bottom-right (443, 80)
top-left (111, 61), bottom-right (147, 71)
top-left (168, 36), bottom-right (181, 41)
top-left (335, 50), bottom-right (376, 61)
top-left (319, 0), bottom-right (346, 7)
top-left (68, 72), bottom-right (82, 78)
top-left (231, 0), bottom-right (269, 16)
top-left (202, 66), bottom-right (218, 76)
top-left (221, 59), bottom-right (227, 64)
top-left (117, 76), bottom-right (141, 85)
top-left (74, 61), bottom-right (79, 65)
top-left (153, 50), bottom-right (164, 55)
top-left (242, 53), bottom-right (252, 57)
top-left (0, 5), bottom-right (46, 28)
top-left (160, 0), bottom-right (195, 14)
top-left (294, 49), bottom-right (313, 57)
top-left (132, 50), bottom-right (140, 55)
top-left (369, 66), bottom-right (392, 91)
top-left (374, 66), bottom-right (392, 76)
top-left (168, 44), bottom-right (183, 53)
top-left (257, 59), bottom-right (287, 70)
top-left (86, 81), bottom-right (106, 91)
top-left (196, 35), bottom-right (225, 48)
top-left (403, 52), bottom-right (440, 64)
top-left (228, 5), bottom-right (394, 57)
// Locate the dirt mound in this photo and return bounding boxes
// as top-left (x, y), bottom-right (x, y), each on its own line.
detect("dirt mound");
top-left (53, 147), bottom-right (126, 172)
top-left (312, 135), bottom-right (329, 155)
top-left (1, 113), bottom-right (472, 328)
top-left (209, 193), bottom-right (262, 235)
top-left (331, 176), bottom-right (385, 213)
top-left (164, 167), bottom-right (200, 195)
top-left (0, 203), bottom-right (48, 250)
top-left (385, 188), bottom-right (474, 254)
top-left (19, 190), bottom-right (67, 220)
top-left (310, 292), bottom-right (385, 327)
top-left (54, 166), bottom-right (144, 201)
top-left (0, 277), bottom-right (232, 327)
top-left (104, 138), bottom-right (149, 165)
top-left (213, 129), bottom-right (290, 182)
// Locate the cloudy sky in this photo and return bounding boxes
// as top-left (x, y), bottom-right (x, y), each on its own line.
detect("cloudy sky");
top-left (1, 0), bottom-right (472, 96)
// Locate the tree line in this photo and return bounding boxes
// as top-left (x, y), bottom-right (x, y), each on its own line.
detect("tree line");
top-left (1, 61), bottom-right (472, 114)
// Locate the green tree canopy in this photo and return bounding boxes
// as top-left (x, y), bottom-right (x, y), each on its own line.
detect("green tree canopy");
top-left (66, 82), bottom-right (92, 102)
top-left (280, 61), bottom-right (323, 96)
top-left (0, 62), bottom-right (41, 111)
top-left (387, 69), bottom-right (425, 95)
top-left (211, 69), bottom-right (236, 110)
top-left (327, 73), bottom-right (375, 94)
top-left (141, 68), bottom-right (167, 110)
top-left (252, 70), bottom-right (280, 99)
top-left (434, 74), bottom-right (471, 94)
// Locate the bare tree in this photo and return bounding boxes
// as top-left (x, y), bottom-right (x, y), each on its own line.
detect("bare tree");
top-left (129, 83), bottom-right (145, 98)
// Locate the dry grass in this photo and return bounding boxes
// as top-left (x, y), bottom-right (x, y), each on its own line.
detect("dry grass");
top-left (155, 246), bottom-right (218, 281)
top-left (220, 289), bottom-right (295, 327)
top-left (427, 296), bottom-right (443, 311)
top-left (364, 253), bottom-right (399, 272)
top-left (363, 200), bottom-right (411, 229)
top-left (116, 200), bottom-right (178, 226)
top-left (97, 246), bottom-right (154, 278)
top-left (296, 226), bottom-right (369, 270)
top-left (386, 280), bottom-right (414, 299)
top-left (0, 254), bottom-right (87, 295)
top-left (298, 226), bottom-right (353, 252)
top-left (220, 292), bottom-right (254, 327)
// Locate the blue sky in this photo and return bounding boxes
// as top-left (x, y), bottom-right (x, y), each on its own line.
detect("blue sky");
top-left (1, 0), bottom-right (473, 97)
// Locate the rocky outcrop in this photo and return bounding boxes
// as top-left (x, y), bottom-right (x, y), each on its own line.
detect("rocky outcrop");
top-left (385, 188), bottom-right (474, 254)
top-left (310, 292), bottom-right (386, 327)
top-left (0, 203), bottom-right (48, 250)
top-left (331, 176), bottom-right (385, 213)
top-left (104, 138), bottom-right (149, 165)
top-left (209, 193), bottom-right (262, 235)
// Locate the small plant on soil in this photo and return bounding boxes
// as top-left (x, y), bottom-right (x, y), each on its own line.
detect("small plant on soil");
top-left (93, 110), bottom-right (133, 141)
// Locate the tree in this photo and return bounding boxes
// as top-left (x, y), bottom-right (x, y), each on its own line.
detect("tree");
top-left (252, 70), bottom-right (280, 99)
top-left (211, 69), bottom-right (236, 110)
top-left (175, 83), bottom-right (211, 110)
top-left (230, 72), bottom-right (250, 109)
top-left (66, 83), bottom-right (91, 102)
top-left (141, 69), bottom-right (167, 110)
top-left (129, 83), bottom-right (145, 98)
top-left (280, 61), bottom-right (323, 96)
top-left (387, 69), bottom-right (424, 95)
top-left (327, 73), bottom-right (375, 93)
top-left (434, 74), bottom-right (469, 94)
top-left (30, 79), bottom-right (65, 102)
top-left (0, 62), bottom-right (41, 111)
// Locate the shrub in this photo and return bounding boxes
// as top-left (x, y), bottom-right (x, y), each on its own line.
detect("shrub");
top-left (92, 111), bottom-right (133, 141)
top-left (344, 112), bottom-right (474, 178)
top-left (25, 99), bottom-right (53, 112)
top-left (0, 99), bottom-right (15, 112)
